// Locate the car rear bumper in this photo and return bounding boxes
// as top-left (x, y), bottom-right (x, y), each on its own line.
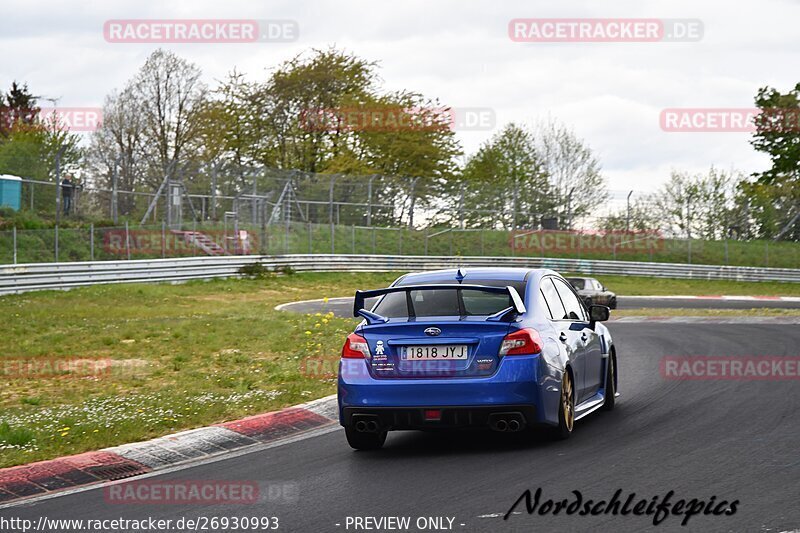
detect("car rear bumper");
top-left (337, 355), bottom-right (562, 427)
top-left (342, 405), bottom-right (538, 430)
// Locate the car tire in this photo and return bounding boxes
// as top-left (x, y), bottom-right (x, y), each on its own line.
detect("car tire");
top-left (602, 354), bottom-right (616, 411)
top-left (345, 427), bottom-right (387, 450)
top-left (552, 371), bottom-right (574, 440)
top-left (609, 297), bottom-right (617, 309)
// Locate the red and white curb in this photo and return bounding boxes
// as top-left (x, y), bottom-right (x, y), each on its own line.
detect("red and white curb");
top-left (0, 395), bottom-right (338, 505)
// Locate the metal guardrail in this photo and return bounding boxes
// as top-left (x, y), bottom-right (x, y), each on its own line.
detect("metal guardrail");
top-left (2, 254), bottom-right (800, 295)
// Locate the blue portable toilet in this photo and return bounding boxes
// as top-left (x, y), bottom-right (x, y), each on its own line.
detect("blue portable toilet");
top-left (0, 175), bottom-right (22, 210)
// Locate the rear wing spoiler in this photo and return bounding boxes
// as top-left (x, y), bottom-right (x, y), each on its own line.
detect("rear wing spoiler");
top-left (353, 284), bottom-right (526, 322)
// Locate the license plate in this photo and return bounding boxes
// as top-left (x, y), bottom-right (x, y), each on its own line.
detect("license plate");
top-left (401, 345), bottom-right (468, 360)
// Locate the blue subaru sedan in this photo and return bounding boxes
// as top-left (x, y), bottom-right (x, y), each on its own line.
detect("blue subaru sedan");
top-left (337, 267), bottom-right (618, 450)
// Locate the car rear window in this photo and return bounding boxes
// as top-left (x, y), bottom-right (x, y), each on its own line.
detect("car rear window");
top-left (372, 279), bottom-right (527, 318)
top-left (567, 278), bottom-right (585, 290)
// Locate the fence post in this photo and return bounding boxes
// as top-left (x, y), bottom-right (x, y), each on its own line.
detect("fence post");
top-left (329, 175), bottom-right (336, 254)
top-left (54, 225), bottom-right (59, 262)
top-left (193, 219), bottom-right (197, 256)
top-left (161, 221), bottom-right (166, 258)
top-left (308, 221), bottom-right (312, 254)
top-left (90, 223), bottom-right (94, 261)
top-left (13, 226), bottom-right (17, 264)
top-left (111, 160), bottom-right (119, 224)
top-left (125, 221), bottom-right (131, 260)
top-left (283, 220), bottom-right (289, 254)
top-left (260, 199), bottom-right (267, 254)
top-left (284, 213), bottom-right (290, 255)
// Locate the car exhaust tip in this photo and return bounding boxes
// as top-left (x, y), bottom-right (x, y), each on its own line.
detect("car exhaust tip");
top-left (366, 420), bottom-right (379, 433)
top-left (495, 419), bottom-right (508, 432)
top-left (508, 419), bottom-right (521, 432)
top-left (355, 420), bottom-right (368, 432)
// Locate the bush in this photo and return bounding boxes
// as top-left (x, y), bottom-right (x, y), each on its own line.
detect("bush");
top-left (238, 262), bottom-right (273, 278)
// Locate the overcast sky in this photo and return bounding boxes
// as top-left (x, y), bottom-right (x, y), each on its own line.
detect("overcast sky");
top-left (2, 0), bottom-right (798, 203)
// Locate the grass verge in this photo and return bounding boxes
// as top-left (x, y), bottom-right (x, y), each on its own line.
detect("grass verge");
top-left (0, 272), bottom-right (396, 468)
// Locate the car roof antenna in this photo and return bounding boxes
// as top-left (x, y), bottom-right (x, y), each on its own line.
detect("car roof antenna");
top-left (455, 268), bottom-right (466, 283)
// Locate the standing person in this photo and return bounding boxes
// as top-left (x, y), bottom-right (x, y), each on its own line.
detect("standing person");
top-left (61, 174), bottom-right (73, 215)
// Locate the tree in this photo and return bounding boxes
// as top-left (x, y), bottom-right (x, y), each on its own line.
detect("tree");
top-left (0, 82), bottom-right (82, 214)
top-left (86, 49), bottom-right (208, 219)
top-left (651, 168), bottom-right (740, 240)
top-left (201, 48), bottom-right (463, 226)
top-left (85, 85), bottom-right (147, 216)
top-left (457, 123), bottom-right (549, 229)
top-left (600, 198), bottom-right (658, 232)
top-left (258, 47), bottom-right (378, 173)
top-left (133, 49), bottom-right (207, 188)
top-left (535, 120), bottom-right (608, 228)
top-left (745, 83), bottom-right (800, 240)
top-left (1, 81), bottom-right (40, 137)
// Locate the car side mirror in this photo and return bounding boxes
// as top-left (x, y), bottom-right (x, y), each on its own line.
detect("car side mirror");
top-left (589, 304), bottom-right (610, 323)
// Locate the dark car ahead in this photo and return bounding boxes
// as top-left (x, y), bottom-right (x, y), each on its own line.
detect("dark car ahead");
top-left (567, 277), bottom-right (617, 309)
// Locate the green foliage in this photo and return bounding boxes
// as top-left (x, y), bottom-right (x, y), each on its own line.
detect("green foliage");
top-left (456, 123), bottom-right (550, 228)
top-left (238, 262), bottom-right (273, 278)
top-left (0, 422), bottom-right (36, 447)
top-left (741, 83), bottom-right (800, 240)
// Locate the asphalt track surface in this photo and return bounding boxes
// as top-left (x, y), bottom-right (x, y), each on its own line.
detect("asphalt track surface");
top-left (277, 295), bottom-right (800, 319)
top-left (2, 322), bottom-right (798, 533)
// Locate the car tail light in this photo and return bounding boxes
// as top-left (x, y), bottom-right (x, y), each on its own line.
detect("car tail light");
top-left (342, 332), bottom-right (370, 359)
top-left (499, 328), bottom-right (543, 356)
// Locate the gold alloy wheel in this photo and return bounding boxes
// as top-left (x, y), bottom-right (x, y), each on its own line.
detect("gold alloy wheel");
top-left (562, 373), bottom-right (574, 431)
